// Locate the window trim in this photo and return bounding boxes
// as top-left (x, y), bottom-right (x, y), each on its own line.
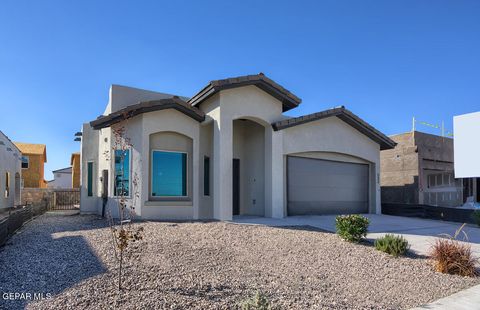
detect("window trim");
top-left (21, 155), bottom-right (29, 169)
top-left (87, 161), bottom-right (94, 197)
top-left (150, 149), bottom-right (188, 199)
top-left (5, 172), bottom-right (10, 198)
top-left (112, 148), bottom-right (132, 198)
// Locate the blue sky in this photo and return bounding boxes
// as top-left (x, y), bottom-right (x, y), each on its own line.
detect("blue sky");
top-left (0, 0), bottom-right (479, 179)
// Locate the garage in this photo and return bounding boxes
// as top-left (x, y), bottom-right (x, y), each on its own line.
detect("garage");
top-left (287, 156), bottom-right (369, 215)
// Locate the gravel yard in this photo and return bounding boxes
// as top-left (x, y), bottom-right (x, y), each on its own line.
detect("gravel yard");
top-left (0, 214), bottom-right (479, 310)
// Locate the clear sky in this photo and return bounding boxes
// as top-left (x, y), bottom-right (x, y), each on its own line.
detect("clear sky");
top-left (0, 0), bottom-right (479, 180)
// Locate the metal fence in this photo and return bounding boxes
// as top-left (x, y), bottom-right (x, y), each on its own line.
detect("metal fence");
top-left (49, 190), bottom-right (80, 211)
top-left (0, 204), bottom-right (47, 247)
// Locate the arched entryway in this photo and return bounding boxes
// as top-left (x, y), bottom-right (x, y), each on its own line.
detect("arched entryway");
top-left (232, 118), bottom-right (266, 216)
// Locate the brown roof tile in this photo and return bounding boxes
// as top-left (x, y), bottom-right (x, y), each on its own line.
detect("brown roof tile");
top-left (90, 97), bottom-right (205, 130)
top-left (272, 106), bottom-right (396, 150)
top-left (188, 73), bottom-right (301, 112)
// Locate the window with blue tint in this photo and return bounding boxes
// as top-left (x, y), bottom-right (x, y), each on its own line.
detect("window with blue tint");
top-left (151, 151), bottom-right (187, 197)
top-left (114, 149), bottom-right (130, 196)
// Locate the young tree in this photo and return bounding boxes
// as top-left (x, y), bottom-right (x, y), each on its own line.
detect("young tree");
top-left (105, 117), bottom-right (144, 292)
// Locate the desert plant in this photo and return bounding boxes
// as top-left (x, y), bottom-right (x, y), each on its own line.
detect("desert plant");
top-left (374, 234), bottom-right (409, 257)
top-left (238, 291), bottom-right (272, 310)
top-left (429, 224), bottom-right (478, 277)
top-left (335, 214), bottom-right (370, 242)
top-left (105, 118), bottom-right (145, 291)
top-left (472, 210), bottom-right (480, 227)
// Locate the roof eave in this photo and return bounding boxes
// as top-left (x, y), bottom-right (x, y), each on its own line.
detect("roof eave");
top-left (271, 107), bottom-right (396, 151)
top-left (90, 98), bottom-right (205, 130)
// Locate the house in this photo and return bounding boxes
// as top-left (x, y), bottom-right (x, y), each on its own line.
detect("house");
top-left (453, 111), bottom-right (480, 202)
top-left (80, 73), bottom-right (395, 220)
top-left (71, 152), bottom-right (80, 188)
top-left (47, 167), bottom-right (72, 189)
top-left (13, 142), bottom-right (47, 188)
top-left (0, 131), bottom-right (22, 209)
top-left (380, 131), bottom-right (475, 207)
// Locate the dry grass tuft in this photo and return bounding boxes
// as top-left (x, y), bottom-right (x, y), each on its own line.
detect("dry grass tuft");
top-left (429, 224), bottom-right (478, 277)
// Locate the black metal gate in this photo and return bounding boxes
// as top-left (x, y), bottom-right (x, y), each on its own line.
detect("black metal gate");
top-left (49, 190), bottom-right (80, 211)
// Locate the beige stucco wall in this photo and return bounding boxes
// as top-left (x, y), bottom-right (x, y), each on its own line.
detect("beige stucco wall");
top-left (282, 117), bottom-right (381, 214)
top-left (0, 131), bottom-right (22, 209)
top-left (198, 122), bottom-right (214, 219)
top-left (80, 123), bottom-right (100, 214)
top-left (201, 85), bottom-right (285, 220)
top-left (81, 83), bottom-right (385, 220)
top-left (140, 109), bottom-right (200, 220)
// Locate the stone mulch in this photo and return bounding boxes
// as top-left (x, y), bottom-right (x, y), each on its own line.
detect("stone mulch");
top-left (0, 214), bottom-right (478, 309)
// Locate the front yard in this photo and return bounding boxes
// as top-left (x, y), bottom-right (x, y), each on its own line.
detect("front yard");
top-left (0, 214), bottom-right (478, 309)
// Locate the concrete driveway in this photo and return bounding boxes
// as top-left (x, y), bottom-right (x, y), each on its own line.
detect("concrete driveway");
top-left (233, 214), bottom-right (480, 258)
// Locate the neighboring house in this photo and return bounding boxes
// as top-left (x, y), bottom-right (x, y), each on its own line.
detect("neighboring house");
top-left (47, 167), bottom-right (72, 189)
top-left (71, 152), bottom-right (80, 188)
top-left (380, 131), bottom-right (475, 207)
top-left (0, 131), bottom-right (22, 209)
top-left (13, 142), bottom-right (47, 188)
top-left (80, 73), bottom-right (395, 220)
top-left (453, 111), bottom-right (480, 202)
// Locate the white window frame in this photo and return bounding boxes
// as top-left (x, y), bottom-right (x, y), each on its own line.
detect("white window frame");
top-left (112, 148), bottom-right (132, 198)
top-left (150, 149), bottom-right (188, 199)
top-left (21, 155), bottom-right (29, 169)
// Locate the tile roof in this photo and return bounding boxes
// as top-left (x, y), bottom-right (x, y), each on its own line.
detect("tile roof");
top-left (90, 97), bottom-right (205, 130)
top-left (188, 73), bottom-right (301, 112)
top-left (272, 106), bottom-right (396, 150)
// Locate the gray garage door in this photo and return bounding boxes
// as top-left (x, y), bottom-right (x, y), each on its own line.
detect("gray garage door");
top-left (287, 156), bottom-right (369, 215)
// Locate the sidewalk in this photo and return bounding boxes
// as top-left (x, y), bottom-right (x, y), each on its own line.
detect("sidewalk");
top-left (411, 284), bottom-right (480, 309)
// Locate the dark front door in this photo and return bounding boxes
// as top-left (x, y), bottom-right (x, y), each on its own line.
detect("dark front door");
top-left (233, 158), bottom-right (240, 216)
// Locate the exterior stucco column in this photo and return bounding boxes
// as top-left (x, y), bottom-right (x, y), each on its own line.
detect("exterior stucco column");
top-left (265, 128), bottom-right (284, 218)
top-left (213, 117), bottom-right (233, 220)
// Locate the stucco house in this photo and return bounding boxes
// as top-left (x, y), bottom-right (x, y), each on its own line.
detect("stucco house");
top-left (0, 131), bottom-right (22, 209)
top-left (48, 167), bottom-right (73, 189)
top-left (80, 73), bottom-right (395, 220)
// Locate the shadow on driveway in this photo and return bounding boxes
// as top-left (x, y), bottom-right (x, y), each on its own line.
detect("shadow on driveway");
top-left (0, 214), bottom-right (108, 310)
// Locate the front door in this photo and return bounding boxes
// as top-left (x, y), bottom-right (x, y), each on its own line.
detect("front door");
top-left (233, 158), bottom-right (240, 216)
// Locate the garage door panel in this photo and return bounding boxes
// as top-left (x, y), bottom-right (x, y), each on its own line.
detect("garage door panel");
top-left (287, 156), bottom-right (369, 215)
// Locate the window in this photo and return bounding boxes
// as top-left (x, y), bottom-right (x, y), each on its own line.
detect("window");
top-left (5, 172), bottom-right (10, 198)
top-left (114, 150), bottom-right (130, 196)
top-left (151, 151), bottom-right (187, 197)
top-left (87, 162), bottom-right (93, 197)
top-left (204, 156), bottom-right (210, 196)
top-left (21, 156), bottom-right (29, 169)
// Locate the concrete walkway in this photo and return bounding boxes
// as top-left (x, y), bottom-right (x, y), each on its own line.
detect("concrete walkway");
top-left (411, 283), bottom-right (480, 309)
top-left (232, 214), bottom-right (480, 258)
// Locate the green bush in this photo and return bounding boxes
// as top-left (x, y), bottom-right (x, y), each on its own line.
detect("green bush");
top-left (335, 214), bottom-right (370, 243)
top-left (472, 210), bottom-right (480, 227)
top-left (374, 234), bottom-right (409, 257)
top-left (238, 291), bottom-right (272, 310)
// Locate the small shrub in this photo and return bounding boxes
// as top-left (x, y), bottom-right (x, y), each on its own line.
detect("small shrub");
top-left (374, 234), bottom-right (409, 257)
top-left (238, 291), bottom-right (272, 310)
top-left (335, 214), bottom-right (370, 243)
top-left (429, 224), bottom-right (478, 277)
top-left (472, 210), bottom-right (480, 227)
